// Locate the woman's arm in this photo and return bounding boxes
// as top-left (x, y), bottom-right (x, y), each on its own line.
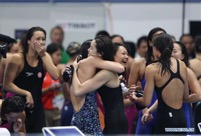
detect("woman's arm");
top-left (185, 68), bottom-right (201, 103)
top-left (72, 68), bottom-right (111, 96)
top-left (3, 54), bottom-right (33, 108)
top-left (124, 59), bottom-right (143, 106)
top-left (34, 42), bottom-right (60, 80)
top-left (130, 65), bottom-right (155, 107)
top-left (128, 59), bottom-right (141, 87)
top-left (41, 52), bottom-right (60, 80)
top-left (182, 63), bottom-right (189, 101)
top-left (141, 100), bottom-right (158, 124)
top-left (89, 56), bottom-right (125, 73)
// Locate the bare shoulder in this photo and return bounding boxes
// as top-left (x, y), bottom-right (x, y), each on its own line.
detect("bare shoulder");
top-left (189, 58), bottom-right (199, 68)
top-left (146, 63), bottom-right (157, 72)
top-left (131, 58), bottom-right (145, 68)
top-left (189, 58), bottom-right (198, 63)
top-left (178, 59), bottom-right (187, 69)
top-left (9, 53), bottom-right (23, 65)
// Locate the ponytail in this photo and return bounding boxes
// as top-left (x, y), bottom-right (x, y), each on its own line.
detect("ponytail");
top-left (159, 47), bottom-right (172, 76)
top-left (152, 33), bottom-right (173, 76)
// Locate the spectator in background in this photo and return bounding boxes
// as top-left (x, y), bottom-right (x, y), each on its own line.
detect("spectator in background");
top-left (135, 36), bottom-right (148, 59)
top-left (111, 34), bottom-right (125, 44)
top-left (42, 43), bottom-right (62, 127)
top-left (50, 26), bottom-right (70, 64)
top-left (96, 30), bottom-right (110, 37)
top-left (180, 33), bottom-right (195, 59)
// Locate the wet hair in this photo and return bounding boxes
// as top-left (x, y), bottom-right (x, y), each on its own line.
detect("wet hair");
top-left (96, 30), bottom-right (110, 37)
top-left (113, 42), bottom-right (127, 55)
top-left (152, 33), bottom-right (173, 76)
top-left (95, 35), bottom-right (114, 61)
top-left (46, 43), bottom-right (62, 55)
top-left (194, 35), bottom-right (201, 53)
top-left (50, 26), bottom-right (64, 36)
top-left (137, 36), bottom-right (148, 48)
top-left (174, 41), bottom-right (189, 67)
top-left (146, 27), bottom-right (166, 66)
top-left (80, 39), bottom-right (92, 59)
top-left (1, 96), bottom-right (26, 119)
top-left (22, 26), bottom-right (46, 54)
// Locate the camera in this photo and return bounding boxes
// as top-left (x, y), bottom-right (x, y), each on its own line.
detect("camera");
top-left (63, 55), bottom-right (82, 83)
top-left (135, 90), bottom-right (143, 98)
top-left (63, 65), bottom-right (74, 82)
top-left (135, 90), bottom-right (146, 110)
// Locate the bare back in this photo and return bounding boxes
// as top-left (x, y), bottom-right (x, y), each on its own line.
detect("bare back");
top-left (153, 58), bottom-right (187, 109)
top-left (77, 58), bottom-right (97, 83)
top-left (68, 57), bottom-right (97, 112)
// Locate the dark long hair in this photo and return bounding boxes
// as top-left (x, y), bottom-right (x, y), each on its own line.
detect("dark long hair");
top-left (153, 33), bottom-right (173, 76)
top-left (146, 27), bottom-right (166, 66)
top-left (22, 27), bottom-right (46, 54)
top-left (174, 41), bottom-right (189, 67)
top-left (95, 35), bottom-right (114, 61)
top-left (80, 39), bottom-right (92, 59)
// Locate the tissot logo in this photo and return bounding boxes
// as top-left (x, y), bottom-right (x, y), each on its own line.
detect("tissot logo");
top-left (26, 72), bottom-right (33, 77)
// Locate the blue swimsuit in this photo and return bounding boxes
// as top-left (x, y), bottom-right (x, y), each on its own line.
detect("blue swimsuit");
top-left (135, 77), bottom-right (157, 135)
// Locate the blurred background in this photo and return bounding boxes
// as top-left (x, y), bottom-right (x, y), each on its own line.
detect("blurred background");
top-left (0, 0), bottom-right (201, 49)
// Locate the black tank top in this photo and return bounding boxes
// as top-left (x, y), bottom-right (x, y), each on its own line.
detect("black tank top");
top-left (14, 53), bottom-right (45, 109)
top-left (97, 85), bottom-right (128, 134)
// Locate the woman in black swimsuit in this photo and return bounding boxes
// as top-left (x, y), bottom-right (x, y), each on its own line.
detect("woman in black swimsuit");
top-left (130, 33), bottom-right (189, 134)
